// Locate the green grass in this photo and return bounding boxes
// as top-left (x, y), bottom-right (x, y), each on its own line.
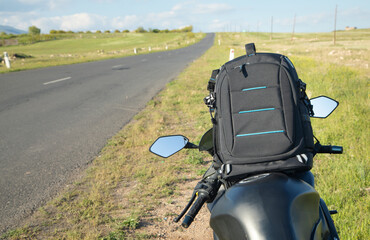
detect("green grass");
top-left (0, 32), bottom-right (204, 73)
top-left (2, 29), bottom-right (368, 239)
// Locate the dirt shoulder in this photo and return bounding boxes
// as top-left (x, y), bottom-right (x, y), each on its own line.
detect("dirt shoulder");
top-left (133, 179), bottom-right (213, 240)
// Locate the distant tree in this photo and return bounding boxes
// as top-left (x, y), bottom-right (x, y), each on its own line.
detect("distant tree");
top-left (67, 31), bottom-right (74, 34)
top-left (86, 30), bottom-right (92, 34)
top-left (104, 30), bottom-right (111, 33)
top-left (122, 29), bottom-right (130, 33)
top-left (96, 30), bottom-right (102, 33)
top-left (114, 29), bottom-right (120, 33)
top-left (135, 27), bottom-right (146, 33)
top-left (49, 30), bottom-right (57, 34)
top-left (152, 29), bottom-right (160, 33)
top-left (28, 26), bottom-right (41, 35)
top-left (180, 25), bottom-right (193, 32)
top-left (161, 29), bottom-right (170, 33)
top-left (57, 30), bottom-right (66, 34)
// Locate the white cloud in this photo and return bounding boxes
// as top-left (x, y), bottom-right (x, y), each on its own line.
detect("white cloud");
top-left (0, 12), bottom-right (38, 31)
top-left (8, 0), bottom-right (72, 11)
top-left (111, 15), bottom-right (139, 30)
top-left (0, 12), bottom-right (109, 33)
top-left (172, 2), bottom-right (185, 12)
top-left (194, 3), bottom-right (233, 14)
top-left (168, 1), bottom-right (233, 15)
top-left (33, 13), bottom-right (109, 32)
top-left (110, 2), bottom-right (190, 30)
top-left (61, 13), bottom-right (106, 31)
top-left (126, 1), bottom-right (234, 31)
top-left (208, 19), bottom-right (230, 32)
top-left (0, 0), bottom-right (236, 33)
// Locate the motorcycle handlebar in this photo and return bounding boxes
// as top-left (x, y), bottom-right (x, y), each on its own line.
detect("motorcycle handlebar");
top-left (182, 193), bottom-right (207, 228)
top-left (318, 145), bottom-right (343, 154)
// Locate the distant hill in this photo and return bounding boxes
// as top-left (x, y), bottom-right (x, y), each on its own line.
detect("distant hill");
top-left (0, 25), bottom-right (27, 34)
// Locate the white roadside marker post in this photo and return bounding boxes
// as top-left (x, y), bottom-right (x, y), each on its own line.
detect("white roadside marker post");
top-left (229, 49), bottom-right (235, 61)
top-left (4, 52), bottom-right (11, 68)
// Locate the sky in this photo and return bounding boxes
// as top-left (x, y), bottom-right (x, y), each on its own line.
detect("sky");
top-left (0, 0), bottom-right (369, 33)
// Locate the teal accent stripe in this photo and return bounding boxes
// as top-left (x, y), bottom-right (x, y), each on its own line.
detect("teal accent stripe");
top-left (236, 130), bottom-right (284, 137)
top-left (239, 108), bottom-right (275, 114)
top-left (242, 86), bottom-right (267, 91)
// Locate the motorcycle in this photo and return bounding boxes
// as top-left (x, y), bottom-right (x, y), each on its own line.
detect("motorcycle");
top-left (149, 96), bottom-right (342, 240)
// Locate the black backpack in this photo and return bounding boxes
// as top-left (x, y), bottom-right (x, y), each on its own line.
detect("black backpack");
top-left (204, 43), bottom-right (315, 180)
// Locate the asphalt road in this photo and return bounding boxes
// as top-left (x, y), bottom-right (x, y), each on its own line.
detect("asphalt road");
top-left (0, 33), bottom-right (214, 233)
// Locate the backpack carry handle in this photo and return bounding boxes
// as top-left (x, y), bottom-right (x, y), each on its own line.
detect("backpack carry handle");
top-left (245, 43), bottom-right (256, 56)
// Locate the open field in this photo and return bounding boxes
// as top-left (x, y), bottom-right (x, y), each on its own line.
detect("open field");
top-left (2, 29), bottom-right (369, 239)
top-left (0, 32), bottom-right (204, 73)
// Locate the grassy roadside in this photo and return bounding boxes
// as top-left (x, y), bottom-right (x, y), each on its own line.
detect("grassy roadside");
top-left (2, 30), bottom-right (369, 239)
top-left (0, 32), bottom-right (204, 73)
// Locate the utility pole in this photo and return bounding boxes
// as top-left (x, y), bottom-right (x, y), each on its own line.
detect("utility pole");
top-left (291, 14), bottom-right (296, 41)
top-left (334, 5), bottom-right (338, 45)
top-left (270, 16), bottom-right (273, 40)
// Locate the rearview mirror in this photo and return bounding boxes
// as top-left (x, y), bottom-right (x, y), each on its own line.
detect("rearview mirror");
top-left (149, 135), bottom-right (189, 158)
top-left (199, 128), bottom-right (213, 152)
top-left (310, 96), bottom-right (339, 118)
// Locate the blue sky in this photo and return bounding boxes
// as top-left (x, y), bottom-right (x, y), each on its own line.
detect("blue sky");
top-left (0, 0), bottom-right (369, 33)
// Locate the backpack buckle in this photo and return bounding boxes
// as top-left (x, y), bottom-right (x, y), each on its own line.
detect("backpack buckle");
top-left (204, 92), bottom-right (216, 109)
top-left (221, 164), bottom-right (232, 175)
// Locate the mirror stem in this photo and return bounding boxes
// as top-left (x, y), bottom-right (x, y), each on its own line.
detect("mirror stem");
top-left (185, 142), bottom-right (199, 149)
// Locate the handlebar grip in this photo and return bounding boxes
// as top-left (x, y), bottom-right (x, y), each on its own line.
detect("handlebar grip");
top-left (318, 145), bottom-right (343, 154)
top-left (182, 194), bottom-right (207, 228)
top-left (182, 215), bottom-right (194, 229)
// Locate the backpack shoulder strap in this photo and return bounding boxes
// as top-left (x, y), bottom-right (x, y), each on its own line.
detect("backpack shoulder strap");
top-left (207, 69), bottom-right (220, 92)
top-left (299, 79), bottom-right (314, 116)
top-left (204, 69), bottom-right (220, 124)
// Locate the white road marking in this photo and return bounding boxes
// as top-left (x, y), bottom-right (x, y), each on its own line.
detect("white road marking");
top-left (43, 77), bottom-right (71, 85)
top-left (112, 65), bottom-right (123, 68)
